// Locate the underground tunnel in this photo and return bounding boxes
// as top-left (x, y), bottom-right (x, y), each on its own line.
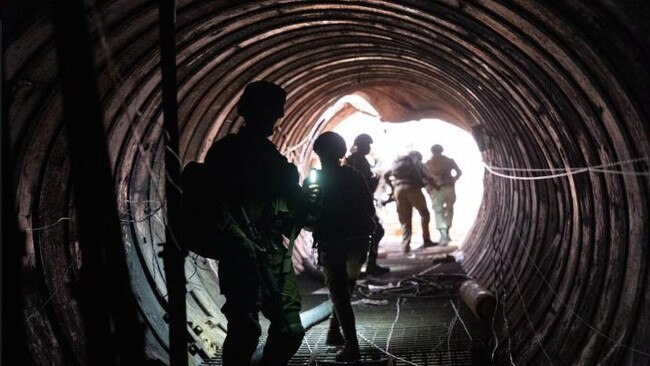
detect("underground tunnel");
top-left (3, 1), bottom-right (650, 365)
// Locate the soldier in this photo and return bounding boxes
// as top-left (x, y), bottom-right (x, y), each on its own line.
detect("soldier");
top-left (344, 133), bottom-right (390, 275)
top-left (201, 81), bottom-right (313, 366)
top-left (304, 132), bottom-right (376, 362)
top-left (424, 144), bottom-right (462, 246)
top-left (384, 151), bottom-right (436, 253)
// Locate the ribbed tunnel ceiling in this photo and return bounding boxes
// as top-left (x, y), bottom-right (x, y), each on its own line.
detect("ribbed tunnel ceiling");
top-left (5, 1), bottom-right (650, 365)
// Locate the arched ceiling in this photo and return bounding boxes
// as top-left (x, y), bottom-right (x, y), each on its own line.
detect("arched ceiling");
top-left (5, 1), bottom-right (650, 365)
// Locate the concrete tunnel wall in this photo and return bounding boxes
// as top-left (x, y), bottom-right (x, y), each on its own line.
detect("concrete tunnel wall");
top-left (5, 0), bottom-right (650, 365)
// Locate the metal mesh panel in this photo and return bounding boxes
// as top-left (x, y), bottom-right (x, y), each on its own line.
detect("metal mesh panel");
top-left (203, 296), bottom-right (489, 366)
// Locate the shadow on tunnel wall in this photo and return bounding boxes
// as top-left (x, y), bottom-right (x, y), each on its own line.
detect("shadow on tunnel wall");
top-left (3, 0), bottom-right (650, 365)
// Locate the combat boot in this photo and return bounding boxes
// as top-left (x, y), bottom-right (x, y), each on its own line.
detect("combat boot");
top-left (336, 314), bottom-right (361, 362)
top-left (367, 263), bottom-right (390, 275)
top-left (335, 342), bottom-right (361, 362)
top-left (367, 237), bottom-right (390, 275)
top-left (422, 239), bottom-right (438, 248)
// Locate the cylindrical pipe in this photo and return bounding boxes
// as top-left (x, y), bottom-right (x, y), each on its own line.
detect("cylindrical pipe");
top-left (460, 279), bottom-right (497, 322)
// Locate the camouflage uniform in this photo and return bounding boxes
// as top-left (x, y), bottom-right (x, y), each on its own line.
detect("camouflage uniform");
top-left (204, 128), bottom-right (310, 366)
top-left (303, 163), bottom-right (375, 360)
top-left (344, 151), bottom-right (387, 272)
top-left (384, 153), bottom-right (433, 252)
top-left (424, 152), bottom-right (461, 245)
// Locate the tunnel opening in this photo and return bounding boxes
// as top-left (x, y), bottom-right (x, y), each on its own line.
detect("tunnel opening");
top-left (4, 1), bottom-right (650, 365)
top-left (330, 110), bottom-right (484, 248)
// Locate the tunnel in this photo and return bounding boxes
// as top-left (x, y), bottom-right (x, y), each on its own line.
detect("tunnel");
top-left (3, 1), bottom-right (650, 365)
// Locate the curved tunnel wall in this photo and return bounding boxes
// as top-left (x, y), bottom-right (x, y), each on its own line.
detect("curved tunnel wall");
top-left (5, 1), bottom-right (650, 365)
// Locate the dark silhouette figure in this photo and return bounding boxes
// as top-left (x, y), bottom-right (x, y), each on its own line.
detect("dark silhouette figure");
top-left (303, 131), bottom-right (376, 362)
top-left (199, 81), bottom-right (313, 366)
top-left (344, 133), bottom-right (390, 275)
top-left (384, 151), bottom-right (435, 253)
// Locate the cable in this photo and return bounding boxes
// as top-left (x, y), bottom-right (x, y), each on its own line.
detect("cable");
top-left (27, 217), bottom-right (72, 232)
top-left (357, 332), bottom-right (423, 366)
top-left (483, 157), bottom-right (649, 180)
top-left (486, 157), bottom-right (648, 172)
top-left (503, 254), bottom-right (556, 365)
top-left (512, 231), bottom-right (650, 357)
top-left (385, 297), bottom-right (402, 353)
top-left (26, 249), bottom-right (82, 320)
top-left (450, 299), bottom-right (472, 342)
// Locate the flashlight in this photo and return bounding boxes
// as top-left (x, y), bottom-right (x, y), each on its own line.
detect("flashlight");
top-left (309, 169), bottom-right (318, 183)
top-left (307, 169), bottom-right (320, 202)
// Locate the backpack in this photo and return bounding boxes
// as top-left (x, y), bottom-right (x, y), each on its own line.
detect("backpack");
top-left (180, 161), bottom-right (225, 259)
top-left (391, 155), bottom-right (416, 180)
top-left (391, 155), bottom-right (429, 187)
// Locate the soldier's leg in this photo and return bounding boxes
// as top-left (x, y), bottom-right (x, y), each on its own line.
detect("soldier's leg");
top-left (222, 312), bottom-right (262, 366)
top-left (322, 248), bottom-right (360, 361)
top-left (260, 250), bottom-right (305, 366)
top-left (367, 220), bottom-right (382, 265)
top-left (442, 186), bottom-right (457, 229)
top-left (431, 189), bottom-right (446, 230)
top-left (395, 185), bottom-right (413, 252)
top-left (367, 220), bottom-right (389, 274)
top-left (411, 187), bottom-right (432, 243)
top-left (218, 260), bottom-right (262, 366)
top-left (324, 236), bottom-right (368, 346)
top-left (437, 186), bottom-right (456, 244)
top-left (260, 310), bottom-right (304, 366)
top-left (320, 250), bottom-right (345, 346)
top-left (326, 311), bottom-right (345, 346)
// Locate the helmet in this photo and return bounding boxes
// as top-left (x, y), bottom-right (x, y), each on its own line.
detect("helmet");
top-left (408, 150), bottom-right (422, 161)
top-left (313, 131), bottom-right (347, 159)
top-left (431, 144), bottom-right (444, 154)
top-left (353, 133), bottom-right (373, 146)
top-left (237, 81), bottom-right (286, 119)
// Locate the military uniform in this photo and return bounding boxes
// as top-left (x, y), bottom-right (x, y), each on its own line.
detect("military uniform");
top-left (385, 154), bottom-right (433, 252)
top-left (303, 164), bottom-right (375, 359)
top-left (424, 155), bottom-right (460, 244)
top-left (344, 152), bottom-right (387, 272)
top-left (203, 127), bottom-right (310, 366)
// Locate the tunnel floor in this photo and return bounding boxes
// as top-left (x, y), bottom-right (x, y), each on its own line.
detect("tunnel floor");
top-left (202, 242), bottom-right (491, 366)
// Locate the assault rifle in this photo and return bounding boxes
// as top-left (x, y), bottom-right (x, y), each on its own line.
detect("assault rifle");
top-left (238, 206), bottom-right (290, 331)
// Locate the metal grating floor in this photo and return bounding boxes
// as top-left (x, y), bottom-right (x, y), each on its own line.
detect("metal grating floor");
top-left (296, 297), bottom-right (486, 366)
top-left (203, 292), bottom-right (489, 366)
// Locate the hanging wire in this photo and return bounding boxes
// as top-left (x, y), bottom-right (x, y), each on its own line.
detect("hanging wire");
top-left (88, 2), bottom-right (185, 254)
top-left (26, 248), bottom-right (82, 320)
top-left (503, 253), bottom-right (556, 365)
top-left (512, 231), bottom-right (650, 357)
top-left (483, 156), bottom-right (649, 180)
top-left (27, 217), bottom-right (72, 232)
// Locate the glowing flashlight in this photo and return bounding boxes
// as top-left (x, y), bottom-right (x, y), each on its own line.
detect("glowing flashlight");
top-left (309, 169), bottom-right (318, 183)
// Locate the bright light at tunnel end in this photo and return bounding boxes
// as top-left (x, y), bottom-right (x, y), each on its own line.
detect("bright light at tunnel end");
top-left (329, 101), bottom-right (485, 249)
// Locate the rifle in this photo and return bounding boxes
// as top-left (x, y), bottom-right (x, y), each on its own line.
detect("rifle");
top-left (238, 206), bottom-right (290, 331)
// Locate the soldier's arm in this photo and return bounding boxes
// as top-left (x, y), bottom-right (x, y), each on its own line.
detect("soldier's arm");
top-left (383, 170), bottom-right (394, 189)
top-left (451, 159), bottom-right (463, 181)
